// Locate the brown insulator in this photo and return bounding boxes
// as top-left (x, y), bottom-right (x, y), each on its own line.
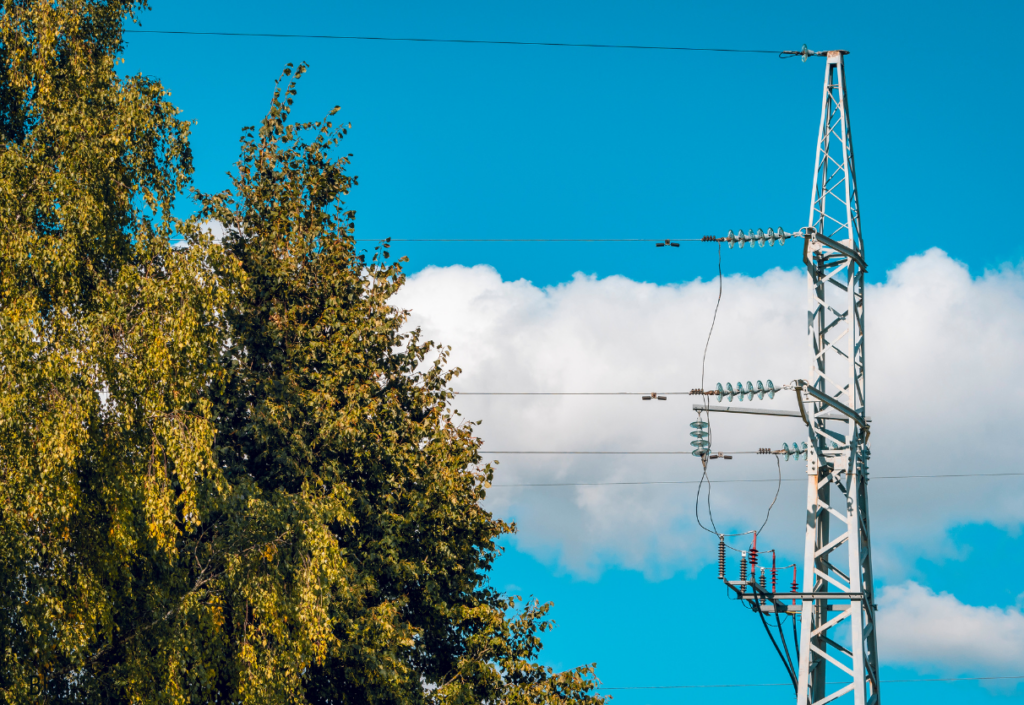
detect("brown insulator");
top-left (717, 536), bottom-right (726, 580)
top-left (740, 551), bottom-right (748, 592)
top-left (792, 565), bottom-right (799, 605)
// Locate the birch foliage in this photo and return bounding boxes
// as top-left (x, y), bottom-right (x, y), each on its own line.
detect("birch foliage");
top-left (0, 4), bottom-right (606, 703)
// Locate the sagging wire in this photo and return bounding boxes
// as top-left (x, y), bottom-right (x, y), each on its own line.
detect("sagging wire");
top-left (695, 432), bottom-right (784, 551)
top-left (748, 544), bottom-right (798, 692)
top-left (759, 455), bottom-right (783, 536)
top-left (699, 242), bottom-right (722, 398)
top-left (757, 606), bottom-right (798, 691)
top-left (694, 240), bottom-right (723, 537)
top-left (688, 238), bottom-right (792, 555)
top-left (792, 610), bottom-right (800, 668)
top-left (693, 242), bottom-right (783, 547)
top-left (125, 30), bottom-right (816, 58)
top-left (774, 610), bottom-right (798, 686)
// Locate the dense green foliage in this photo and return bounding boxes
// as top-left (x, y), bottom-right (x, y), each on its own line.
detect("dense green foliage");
top-left (0, 2), bottom-right (605, 704)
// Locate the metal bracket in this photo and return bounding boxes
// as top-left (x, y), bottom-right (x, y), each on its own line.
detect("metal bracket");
top-left (800, 383), bottom-right (867, 428)
top-left (814, 233), bottom-right (867, 272)
top-left (691, 404), bottom-right (867, 423)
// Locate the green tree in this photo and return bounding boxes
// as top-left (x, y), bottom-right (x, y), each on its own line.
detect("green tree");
top-left (190, 64), bottom-right (604, 705)
top-left (0, 0), bottom-right (230, 701)
top-left (0, 3), bottom-right (605, 704)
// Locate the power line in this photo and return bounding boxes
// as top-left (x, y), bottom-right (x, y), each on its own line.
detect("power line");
top-left (363, 229), bottom-right (800, 245)
top-left (174, 236), bottom-right (712, 245)
top-left (495, 479), bottom-right (795, 487)
top-left (373, 239), bottom-right (702, 243)
top-left (454, 392), bottom-right (693, 396)
top-left (481, 451), bottom-right (696, 455)
top-left (376, 239), bottom-right (702, 242)
top-left (123, 30), bottom-right (807, 56)
top-left (181, 234), bottom-right (797, 246)
top-left (598, 674), bottom-right (1024, 691)
top-left (482, 450), bottom-right (799, 456)
top-left (490, 472), bottom-right (1024, 487)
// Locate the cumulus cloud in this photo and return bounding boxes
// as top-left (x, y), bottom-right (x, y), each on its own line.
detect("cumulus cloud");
top-left (392, 249), bottom-right (1024, 580)
top-left (201, 220), bottom-right (227, 243)
top-left (879, 581), bottom-right (1024, 684)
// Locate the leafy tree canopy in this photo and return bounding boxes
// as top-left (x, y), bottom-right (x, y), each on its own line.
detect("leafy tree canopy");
top-left (0, 2), bottom-right (606, 704)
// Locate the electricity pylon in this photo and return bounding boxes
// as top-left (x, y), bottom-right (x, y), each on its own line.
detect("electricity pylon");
top-left (797, 49), bottom-right (880, 705)
top-left (695, 50), bottom-right (880, 705)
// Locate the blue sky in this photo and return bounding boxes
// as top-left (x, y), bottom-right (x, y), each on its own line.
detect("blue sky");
top-left (123, 1), bottom-right (1024, 701)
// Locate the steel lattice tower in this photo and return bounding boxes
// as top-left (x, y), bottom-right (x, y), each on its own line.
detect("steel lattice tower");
top-left (796, 50), bottom-right (880, 705)
top-left (694, 48), bottom-right (880, 704)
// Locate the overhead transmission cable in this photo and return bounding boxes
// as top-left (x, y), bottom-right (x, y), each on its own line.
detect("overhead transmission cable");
top-left (482, 451), bottom-right (735, 455)
top-left (124, 30), bottom-right (826, 60)
top-left (454, 392), bottom-right (701, 396)
top-left (758, 602), bottom-right (797, 691)
top-left (488, 472), bottom-right (1024, 487)
top-left (598, 674), bottom-right (1024, 691)
top-left (480, 450), bottom-right (786, 456)
top-left (363, 238), bottom-right (704, 243)
top-left (361, 229), bottom-right (803, 244)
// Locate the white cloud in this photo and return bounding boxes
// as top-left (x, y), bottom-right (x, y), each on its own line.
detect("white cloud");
top-left (879, 581), bottom-right (1024, 683)
top-left (392, 249), bottom-right (1024, 580)
top-left (201, 220), bottom-right (228, 243)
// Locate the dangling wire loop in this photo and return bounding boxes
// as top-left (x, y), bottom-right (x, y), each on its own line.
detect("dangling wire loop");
top-left (691, 242), bottom-right (782, 548)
